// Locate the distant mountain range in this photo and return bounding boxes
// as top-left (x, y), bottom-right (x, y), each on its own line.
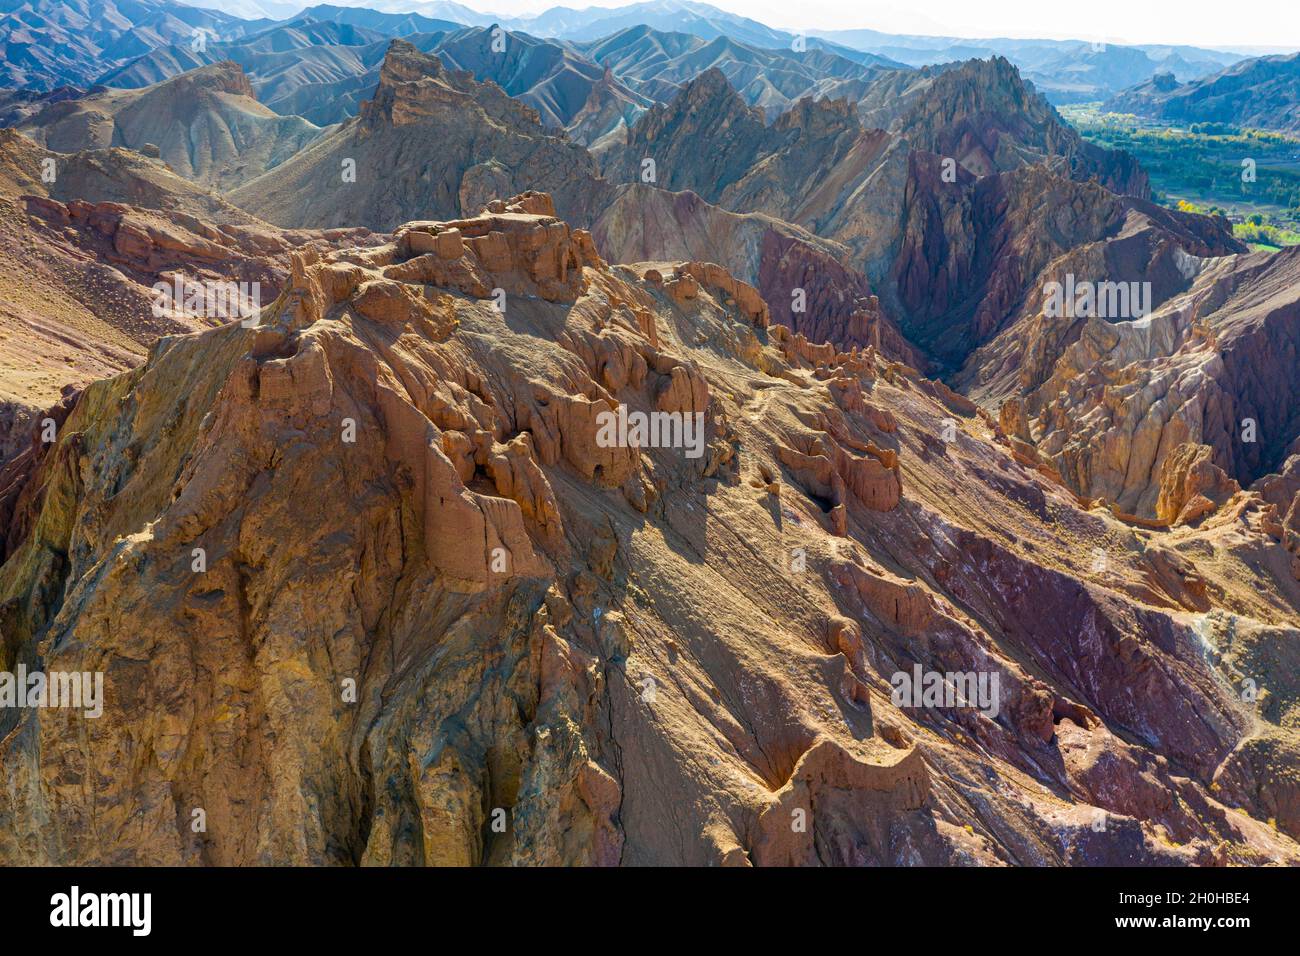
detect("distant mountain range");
top-left (0, 0), bottom-right (1272, 103)
top-left (89, 11), bottom-right (903, 144)
top-left (95, 17), bottom-right (654, 142)
top-left (572, 24), bottom-right (900, 112)
top-left (1105, 52), bottom-right (1300, 132)
top-left (0, 0), bottom-right (266, 89)
top-left (831, 34), bottom-right (1242, 104)
top-left (276, 2), bottom-right (1255, 102)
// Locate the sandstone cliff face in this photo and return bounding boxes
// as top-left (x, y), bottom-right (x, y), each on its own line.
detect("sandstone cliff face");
top-left (1, 194), bottom-right (1296, 866)
top-left (231, 41), bottom-right (612, 232)
top-left (880, 138), bottom-right (1295, 540)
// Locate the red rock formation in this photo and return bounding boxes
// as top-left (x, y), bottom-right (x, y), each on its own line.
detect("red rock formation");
top-left (2, 192), bottom-right (1297, 869)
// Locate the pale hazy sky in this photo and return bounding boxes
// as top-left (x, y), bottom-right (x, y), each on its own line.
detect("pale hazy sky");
top-left (449, 0), bottom-right (1300, 49)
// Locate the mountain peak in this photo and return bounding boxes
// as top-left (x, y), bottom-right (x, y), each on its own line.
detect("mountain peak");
top-left (173, 60), bottom-right (255, 99)
top-left (774, 95), bottom-right (859, 136)
top-left (683, 66), bottom-right (739, 100)
top-left (666, 67), bottom-right (763, 125)
top-left (357, 38), bottom-right (550, 137)
top-left (377, 38), bottom-right (446, 88)
top-left (603, 65), bottom-right (777, 202)
top-left (360, 40), bottom-right (461, 131)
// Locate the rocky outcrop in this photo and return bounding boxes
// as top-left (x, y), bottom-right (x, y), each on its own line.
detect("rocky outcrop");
top-left (975, 244), bottom-right (1300, 524)
top-left (232, 41), bottom-right (613, 232)
top-left (777, 406), bottom-right (903, 534)
top-left (1155, 444), bottom-right (1239, 526)
top-left (0, 193), bottom-right (748, 864)
top-left (5, 193), bottom-right (1295, 866)
top-left (600, 68), bottom-right (780, 202)
top-left (1256, 455), bottom-right (1300, 562)
top-left (752, 739), bottom-right (939, 866)
top-left (0, 179), bottom-right (377, 428)
top-left (860, 57), bottom-right (1149, 197)
top-left (592, 184), bottom-right (920, 365)
top-left (391, 192), bottom-right (601, 304)
top-left (895, 159), bottom-right (1241, 370)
